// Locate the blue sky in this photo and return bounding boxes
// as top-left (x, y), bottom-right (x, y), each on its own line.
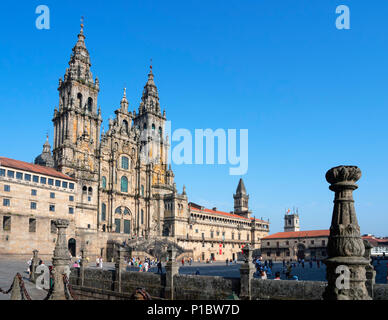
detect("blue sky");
top-left (0, 1), bottom-right (387, 236)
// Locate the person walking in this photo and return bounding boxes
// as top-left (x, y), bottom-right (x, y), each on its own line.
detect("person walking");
top-left (26, 258), bottom-right (32, 275)
top-left (99, 256), bottom-right (103, 269)
top-left (157, 261), bottom-right (162, 274)
top-left (286, 263), bottom-right (292, 279)
top-left (309, 260), bottom-right (313, 268)
top-left (274, 272), bottom-right (281, 280)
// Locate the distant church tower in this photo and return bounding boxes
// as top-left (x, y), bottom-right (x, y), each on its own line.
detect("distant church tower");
top-left (233, 178), bottom-right (251, 218)
top-left (284, 210), bottom-right (300, 232)
top-left (52, 20), bottom-right (102, 180)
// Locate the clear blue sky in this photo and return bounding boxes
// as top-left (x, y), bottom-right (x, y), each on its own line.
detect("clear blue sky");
top-left (0, 1), bottom-right (387, 236)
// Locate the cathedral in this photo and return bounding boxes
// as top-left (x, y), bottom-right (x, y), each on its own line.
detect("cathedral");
top-left (0, 23), bottom-right (270, 261)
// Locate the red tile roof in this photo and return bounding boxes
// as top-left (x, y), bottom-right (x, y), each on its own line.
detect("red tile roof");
top-left (262, 230), bottom-right (330, 240)
top-left (189, 204), bottom-right (268, 223)
top-left (362, 235), bottom-right (388, 247)
top-left (0, 157), bottom-right (75, 181)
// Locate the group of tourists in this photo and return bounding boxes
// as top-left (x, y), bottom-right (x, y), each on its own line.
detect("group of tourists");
top-left (254, 256), bottom-right (274, 279)
top-left (181, 257), bottom-right (193, 266)
top-left (127, 257), bottom-right (163, 273)
top-left (225, 258), bottom-right (238, 265)
top-left (281, 258), bottom-right (321, 269)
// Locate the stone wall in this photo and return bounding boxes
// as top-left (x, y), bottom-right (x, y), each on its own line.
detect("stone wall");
top-left (69, 267), bottom-right (388, 300)
top-left (173, 275), bottom-right (239, 300)
top-left (251, 279), bottom-right (326, 300)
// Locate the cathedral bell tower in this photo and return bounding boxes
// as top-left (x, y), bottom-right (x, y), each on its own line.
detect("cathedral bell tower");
top-left (133, 64), bottom-right (170, 188)
top-left (233, 178), bottom-right (251, 218)
top-left (52, 21), bottom-right (102, 180)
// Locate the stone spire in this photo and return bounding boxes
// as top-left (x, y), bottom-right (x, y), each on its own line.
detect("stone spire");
top-left (120, 87), bottom-right (129, 112)
top-left (233, 178), bottom-right (250, 218)
top-left (140, 63), bottom-right (161, 115)
top-left (323, 165), bottom-right (371, 300)
top-left (34, 135), bottom-right (54, 167)
top-left (236, 178), bottom-right (247, 195)
top-left (65, 18), bottom-right (93, 84)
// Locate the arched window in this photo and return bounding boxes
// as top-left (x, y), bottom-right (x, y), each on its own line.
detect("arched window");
top-left (115, 207), bottom-right (122, 215)
top-left (141, 185), bottom-right (144, 197)
top-left (101, 203), bottom-right (106, 221)
top-left (159, 127), bottom-right (162, 136)
top-left (152, 123), bottom-right (155, 130)
top-left (77, 93), bottom-right (82, 109)
top-left (88, 187), bottom-right (93, 195)
top-left (123, 120), bottom-right (129, 133)
top-left (121, 156), bottom-right (129, 170)
top-left (123, 208), bottom-right (130, 215)
top-left (102, 176), bottom-right (107, 189)
top-left (87, 97), bottom-right (93, 112)
top-left (82, 186), bottom-right (87, 195)
top-left (121, 176), bottom-right (128, 193)
top-left (141, 209), bottom-right (144, 225)
top-left (143, 123), bottom-right (147, 130)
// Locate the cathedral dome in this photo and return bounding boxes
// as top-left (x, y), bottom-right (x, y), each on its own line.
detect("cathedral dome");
top-left (34, 136), bottom-right (55, 168)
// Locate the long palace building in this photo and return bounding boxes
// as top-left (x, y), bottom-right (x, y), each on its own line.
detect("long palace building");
top-left (0, 23), bottom-right (269, 261)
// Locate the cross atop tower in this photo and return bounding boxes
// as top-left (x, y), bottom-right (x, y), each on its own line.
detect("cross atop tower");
top-left (80, 16), bottom-right (84, 33)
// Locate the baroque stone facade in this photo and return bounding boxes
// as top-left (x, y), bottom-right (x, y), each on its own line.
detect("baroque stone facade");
top-left (0, 24), bottom-right (269, 261)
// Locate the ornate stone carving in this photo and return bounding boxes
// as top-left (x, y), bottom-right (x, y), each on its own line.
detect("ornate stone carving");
top-left (49, 219), bottom-right (72, 300)
top-left (323, 166), bottom-right (371, 300)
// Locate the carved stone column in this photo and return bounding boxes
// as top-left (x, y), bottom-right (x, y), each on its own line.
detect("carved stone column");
top-left (49, 219), bottom-right (71, 300)
top-left (240, 244), bottom-right (255, 300)
top-left (30, 249), bottom-right (39, 283)
top-left (115, 247), bottom-right (127, 292)
top-left (363, 239), bottom-right (376, 299)
top-left (165, 245), bottom-right (179, 300)
top-left (323, 166), bottom-right (371, 300)
top-left (80, 248), bottom-right (87, 287)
